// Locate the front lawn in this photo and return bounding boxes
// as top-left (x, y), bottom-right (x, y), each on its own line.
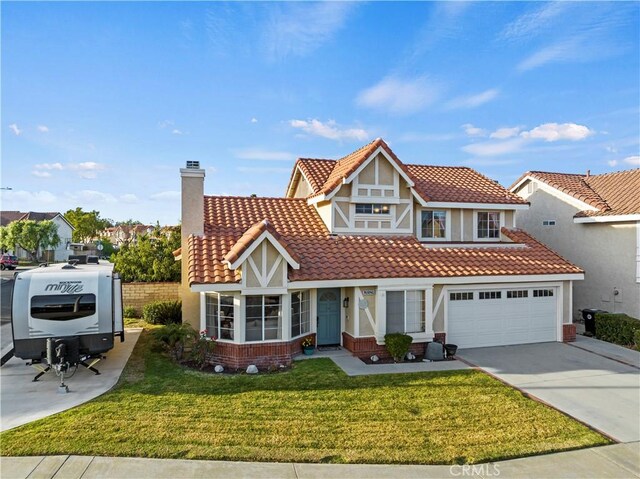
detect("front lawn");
top-left (0, 330), bottom-right (609, 464)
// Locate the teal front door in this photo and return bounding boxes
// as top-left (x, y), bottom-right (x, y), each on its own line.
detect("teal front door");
top-left (317, 288), bottom-right (341, 345)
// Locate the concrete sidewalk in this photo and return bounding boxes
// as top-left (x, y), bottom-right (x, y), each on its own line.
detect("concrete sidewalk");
top-left (2, 442), bottom-right (638, 479)
top-left (0, 328), bottom-right (141, 432)
top-left (295, 348), bottom-right (469, 376)
top-left (571, 335), bottom-right (640, 369)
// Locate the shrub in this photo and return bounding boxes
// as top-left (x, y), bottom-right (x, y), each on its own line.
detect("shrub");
top-left (143, 300), bottom-right (182, 325)
top-left (189, 330), bottom-right (217, 370)
top-left (123, 306), bottom-right (138, 318)
top-left (595, 312), bottom-right (640, 347)
top-left (153, 323), bottom-right (195, 360)
top-left (634, 329), bottom-right (640, 351)
top-left (384, 333), bottom-right (413, 362)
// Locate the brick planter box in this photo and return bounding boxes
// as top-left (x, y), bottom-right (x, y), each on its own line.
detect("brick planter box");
top-left (206, 334), bottom-right (315, 369)
top-left (342, 332), bottom-right (439, 361)
top-left (563, 323), bottom-right (577, 342)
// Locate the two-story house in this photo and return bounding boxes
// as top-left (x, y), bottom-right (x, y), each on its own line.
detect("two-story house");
top-left (178, 139), bottom-right (583, 368)
top-left (0, 210), bottom-right (74, 262)
top-left (510, 169), bottom-right (640, 320)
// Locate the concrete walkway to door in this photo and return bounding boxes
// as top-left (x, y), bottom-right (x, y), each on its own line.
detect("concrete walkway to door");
top-left (457, 342), bottom-right (640, 443)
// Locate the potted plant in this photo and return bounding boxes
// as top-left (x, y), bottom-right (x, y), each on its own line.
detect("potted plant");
top-left (301, 336), bottom-right (315, 355)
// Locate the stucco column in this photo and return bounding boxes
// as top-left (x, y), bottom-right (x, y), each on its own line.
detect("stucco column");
top-left (180, 165), bottom-right (205, 330)
top-left (425, 285), bottom-right (434, 338)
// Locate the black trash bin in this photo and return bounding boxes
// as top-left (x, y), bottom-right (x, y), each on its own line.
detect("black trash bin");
top-left (582, 309), bottom-right (607, 335)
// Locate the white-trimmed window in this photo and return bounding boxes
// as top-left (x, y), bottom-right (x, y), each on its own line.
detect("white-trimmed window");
top-left (476, 211), bottom-right (501, 239)
top-left (355, 203), bottom-right (390, 215)
top-left (291, 291), bottom-right (311, 338)
top-left (205, 293), bottom-right (235, 340)
top-left (542, 220), bottom-right (556, 226)
top-left (450, 292), bottom-right (473, 301)
top-left (479, 291), bottom-right (501, 300)
top-left (533, 289), bottom-right (554, 298)
top-left (507, 290), bottom-right (528, 299)
top-left (386, 290), bottom-right (425, 334)
top-left (246, 295), bottom-right (282, 341)
top-left (421, 210), bottom-right (447, 239)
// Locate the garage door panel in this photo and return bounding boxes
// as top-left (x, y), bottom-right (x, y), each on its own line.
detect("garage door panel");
top-left (448, 287), bottom-right (558, 349)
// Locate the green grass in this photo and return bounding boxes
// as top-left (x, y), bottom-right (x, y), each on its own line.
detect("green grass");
top-left (0, 330), bottom-right (609, 464)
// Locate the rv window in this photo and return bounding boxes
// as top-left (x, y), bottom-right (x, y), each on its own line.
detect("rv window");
top-left (31, 294), bottom-right (97, 321)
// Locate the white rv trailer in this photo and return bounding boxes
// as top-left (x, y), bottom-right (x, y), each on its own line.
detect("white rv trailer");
top-left (11, 261), bottom-right (124, 361)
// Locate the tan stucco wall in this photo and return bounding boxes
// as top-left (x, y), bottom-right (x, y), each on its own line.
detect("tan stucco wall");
top-left (378, 155), bottom-right (394, 185)
top-left (293, 176), bottom-right (313, 198)
top-left (432, 284), bottom-right (445, 332)
top-left (181, 169), bottom-right (205, 329)
top-left (359, 160), bottom-right (375, 184)
top-left (344, 287), bottom-right (355, 335)
top-left (462, 210), bottom-right (474, 242)
top-left (450, 209), bottom-right (461, 241)
top-left (316, 201), bottom-right (332, 232)
top-left (358, 287), bottom-right (376, 336)
top-left (244, 242), bottom-right (285, 288)
top-left (516, 187), bottom-right (640, 319)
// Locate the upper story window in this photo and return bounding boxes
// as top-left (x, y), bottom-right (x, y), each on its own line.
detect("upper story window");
top-left (355, 203), bottom-right (390, 215)
top-left (476, 211), bottom-right (500, 239)
top-left (421, 210), bottom-right (447, 239)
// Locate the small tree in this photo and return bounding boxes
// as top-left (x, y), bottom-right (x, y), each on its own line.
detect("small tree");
top-left (112, 226), bottom-right (181, 282)
top-left (0, 220), bottom-right (60, 261)
top-left (64, 207), bottom-right (111, 243)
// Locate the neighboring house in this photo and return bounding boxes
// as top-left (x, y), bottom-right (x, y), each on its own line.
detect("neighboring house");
top-left (510, 169), bottom-right (640, 320)
top-left (0, 211), bottom-right (75, 262)
top-left (177, 138), bottom-right (583, 368)
top-left (100, 224), bottom-right (154, 246)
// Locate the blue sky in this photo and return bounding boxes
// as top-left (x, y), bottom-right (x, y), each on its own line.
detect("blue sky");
top-left (2, 1), bottom-right (639, 225)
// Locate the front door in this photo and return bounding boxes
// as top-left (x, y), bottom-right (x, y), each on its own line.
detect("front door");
top-left (317, 288), bottom-right (341, 345)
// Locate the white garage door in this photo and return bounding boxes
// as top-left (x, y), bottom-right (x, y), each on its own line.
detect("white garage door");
top-left (448, 287), bottom-right (557, 349)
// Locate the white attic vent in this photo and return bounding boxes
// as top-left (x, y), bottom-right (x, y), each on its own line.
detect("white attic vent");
top-left (186, 160), bottom-right (200, 169)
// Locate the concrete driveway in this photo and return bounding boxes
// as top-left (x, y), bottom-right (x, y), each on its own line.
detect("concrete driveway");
top-left (458, 342), bottom-right (640, 443)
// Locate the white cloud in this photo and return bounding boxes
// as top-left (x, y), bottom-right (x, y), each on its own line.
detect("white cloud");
top-left (462, 138), bottom-right (526, 157)
top-left (446, 89), bottom-right (499, 110)
top-left (150, 191), bottom-right (181, 201)
top-left (67, 162), bottom-right (106, 179)
top-left (624, 155), bottom-right (640, 166)
top-left (264, 2), bottom-right (356, 60)
top-left (517, 38), bottom-right (583, 71)
top-left (490, 127), bottom-right (522, 139)
top-left (356, 76), bottom-right (442, 115)
top-left (607, 160), bottom-right (618, 167)
top-left (2, 190), bottom-right (57, 207)
top-left (37, 125), bottom-right (49, 133)
top-left (289, 119), bottom-right (369, 142)
top-left (35, 162), bottom-right (64, 170)
top-left (66, 190), bottom-right (117, 204)
top-left (172, 129), bottom-right (183, 135)
top-left (31, 170), bottom-right (52, 178)
top-left (520, 123), bottom-right (593, 142)
top-left (9, 123), bottom-right (22, 136)
top-left (461, 123), bottom-right (486, 138)
top-left (120, 194), bottom-right (139, 204)
top-left (250, 118), bottom-right (258, 124)
top-left (500, 2), bottom-right (568, 41)
top-left (232, 148), bottom-right (294, 161)
top-left (158, 120), bottom-right (174, 129)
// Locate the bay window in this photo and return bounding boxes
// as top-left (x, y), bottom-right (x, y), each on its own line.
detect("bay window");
top-left (386, 290), bottom-right (425, 334)
top-left (291, 291), bottom-right (311, 338)
top-left (205, 293), bottom-right (234, 340)
top-left (246, 295), bottom-right (282, 341)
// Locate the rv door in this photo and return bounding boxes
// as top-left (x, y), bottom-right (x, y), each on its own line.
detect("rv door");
top-left (113, 274), bottom-right (124, 342)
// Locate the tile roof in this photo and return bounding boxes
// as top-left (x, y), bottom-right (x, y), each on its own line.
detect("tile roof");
top-left (406, 164), bottom-right (527, 205)
top-left (222, 219), bottom-right (301, 266)
top-left (0, 211), bottom-right (68, 226)
top-left (513, 169), bottom-right (640, 217)
top-left (186, 195), bottom-right (582, 285)
top-left (287, 139), bottom-right (525, 205)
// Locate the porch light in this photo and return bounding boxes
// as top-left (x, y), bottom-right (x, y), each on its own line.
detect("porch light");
top-left (343, 297), bottom-right (349, 309)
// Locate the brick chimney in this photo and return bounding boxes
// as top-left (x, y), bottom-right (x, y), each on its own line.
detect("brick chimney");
top-left (180, 161), bottom-right (205, 329)
top-left (586, 169), bottom-right (590, 178)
